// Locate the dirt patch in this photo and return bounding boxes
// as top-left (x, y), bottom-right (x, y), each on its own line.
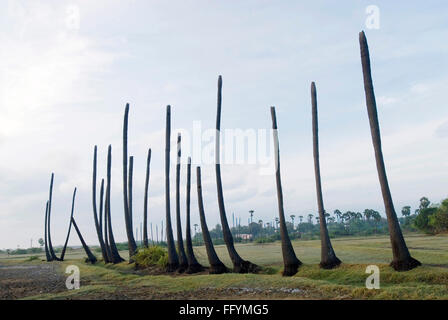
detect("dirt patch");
top-left (0, 263), bottom-right (67, 299)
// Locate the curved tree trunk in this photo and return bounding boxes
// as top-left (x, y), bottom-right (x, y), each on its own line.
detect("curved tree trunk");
top-left (311, 82), bottom-right (341, 269)
top-left (359, 31), bottom-right (420, 271)
top-left (215, 75), bottom-right (259, 273)
top-left (176, 133), bottom-right (188, 272)
top-left (143, 148), bottom-right (152, 247)
top-left (185, 157), bottom-right (204, 273)
top-left (47, 173), bottom-right (60, 261)
top-left (270, 107), bottom-right (301, 276)
top-left (165, 105), bottom-right (179, 271)
top-left (98, 178), bottom-right (110, 261)
top-left (196, 166), bottom-right (227, 274)
top-left (60, 188), bottom-right (77, 260)
top-left (71, 217), bottom-right (97, 264)
top-left (122, 104), bottom-right (138, 260)
top-left (106, 145), bottom-right (125, 263)
top-left (44, 201), bottom-right (52, 261)
top-left (92, 146), bottom-right (109, 263)
top-left (103, 189), bottom-right (113, 263)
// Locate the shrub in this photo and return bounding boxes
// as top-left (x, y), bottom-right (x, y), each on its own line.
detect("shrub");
top-left (132, 246), bottom-right (168, 268)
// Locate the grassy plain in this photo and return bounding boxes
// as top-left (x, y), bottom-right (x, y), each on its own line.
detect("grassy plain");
top-left (1, 233), bottom-right (447, 299)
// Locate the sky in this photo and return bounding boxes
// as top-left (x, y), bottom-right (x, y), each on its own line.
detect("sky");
top-left (0, 0), bottom-right (447, 249)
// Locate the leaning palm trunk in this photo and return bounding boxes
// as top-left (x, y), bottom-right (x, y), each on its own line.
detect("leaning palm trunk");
top-left (270, 107), bottom-right (301, 276)
top-left (44, 201), bottom-right (52, 261)
top-left (165, 105), bottom-right (179, 271)
top-left (71, 217), bottom-right (97, 264)
top-left (106, 145), bottom-right (125, 263)
top-left (196, 166), bottom-right (227, 274)
top-left (143, 148), bottom-right (152, 247)
top-left (122, 104), bottom-right (138, 259)
top-left (359, 31), bottom-right (420, 271)
top-left (47, 173), bottom-right (60, 261)
top-left (185, 157), bottom-right (204, 273)
top-left (176, 133), bottom-right (188, 272)
top-left (215, 75), bottom-right (259, 273)
top-left (311, 82), bottom-right (341, 269)
top-left (92, 146), bottom-right (109, 263)
top-left (60, 188), bottom-right (77, 260)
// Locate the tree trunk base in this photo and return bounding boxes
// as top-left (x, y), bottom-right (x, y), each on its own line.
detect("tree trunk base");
top-left (177, 263), bottom-right (189, 273)
top-left (390, 257), bottom-right (421, 271)
top-left (282, 262), bottom-right (301, 277)
top-left (85, 256), bottom-right (97, 264)
top-left (209, 263), bottom-right (228, 274)
top-left (166, 263), bottom-right (180, 273)
top-left (319, 257), bottom-right (342, 269)
top-left (186, 263), bottom-right (205, 274)
top-left (233, 260), bottom-right (261, 274)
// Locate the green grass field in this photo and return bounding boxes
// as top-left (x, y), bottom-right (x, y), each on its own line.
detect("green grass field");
top-left (2, 233), bottom-right (448, 299)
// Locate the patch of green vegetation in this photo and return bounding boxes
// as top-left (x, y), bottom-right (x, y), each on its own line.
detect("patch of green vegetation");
top-left (132, 246), bottom-right (168, 269)
top-left (24, 255), bottom-right (40, 262)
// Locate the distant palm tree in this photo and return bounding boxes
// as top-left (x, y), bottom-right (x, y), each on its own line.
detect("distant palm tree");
top-left (359, 31), bottom-right (420, 271)
top-left (308, 214), bottom-right (313, 224)
top-left (290, 215), bottom-right (295, 229)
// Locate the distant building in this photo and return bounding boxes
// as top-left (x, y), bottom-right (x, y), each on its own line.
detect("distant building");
top-left (236, 234), bottom-right (253, 240)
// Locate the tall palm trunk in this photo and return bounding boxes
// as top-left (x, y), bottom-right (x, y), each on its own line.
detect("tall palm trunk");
top-left (47, 173), bottom-right (59, 261)
top-left (99, 178), bottom-right (111, 262)
top-left (44, 201), bottom-right (52, 261)
top-left (215, 75), bottom-right (259, 273)
top-left (128, 155), bottom-right (134, 240)
top-left (122, 104), bottom-right (138, 259)
top-left (92, 146), bottom-right (109, 262)
top-left (311, 82), bottom-right (341, 269)
top-left (176, 133), bottom-right (188, 271)
top-left (71, 217), bottom-right (97, 264)
top-left (60, 188), bottom-right (77, 260)
top-left (143, 148), bottom-right (152, 247)
top-left (106, 145), bottom-right (125, 263)
top-left (185, 157), bottom-right (204, 273)
top-left (359, 31), bottom-right (420, 271)
top-left (270, 107), bottom-right (301, 276)
top-left (103, 191), bottom-right (113, 262)
top-left (196, 166), bottom-right (227, 274)
top-left (165, 105), bottom-right (179, 271)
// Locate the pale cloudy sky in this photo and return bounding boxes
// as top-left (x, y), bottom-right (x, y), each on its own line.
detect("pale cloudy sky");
top-left (0, 1), bottom-right (447, 249)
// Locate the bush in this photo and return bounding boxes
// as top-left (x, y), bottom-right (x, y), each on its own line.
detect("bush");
top-left (132, 246), bottom-right (168, 268)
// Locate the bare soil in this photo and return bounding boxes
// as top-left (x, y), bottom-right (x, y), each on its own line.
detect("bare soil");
top-left (0, 263), bottom-right (66, 299)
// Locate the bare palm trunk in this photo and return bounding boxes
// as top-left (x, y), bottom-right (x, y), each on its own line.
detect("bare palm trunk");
top-left (44, 201), bottom-right (52, 261)
top-left (60, 188), bottom-right (77, 260)
top-left (92, 146), bottom-right (109, 262)
top-left (311, 82), bottom-right (341, 269)
top-left (71, 217), bottom-right (97, 264)
top-left (106, 145), bottom-right (125, 263)
top-left (176, 133), bottom-right (188, 272)
top-left (185, 157), bottom-right (204, 273)
top-left (215, 75), bottom-right (259, 273)
top-left (47, 173), bottom-right (60, 261)
top-left (165, 105), bottom-right (179, 271)
top-left (359, 31), bottom-right (420, 271)
top-left (196, 166), bottom-right (227, 274)
top-left (143, 148), bottom-right (152, 247)
top-left (122, 104), bottom-right (138, 259)
top-left (270, 107), bottom-right (301, 276)
top-left (129, 156), bottom-right (134, 232)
